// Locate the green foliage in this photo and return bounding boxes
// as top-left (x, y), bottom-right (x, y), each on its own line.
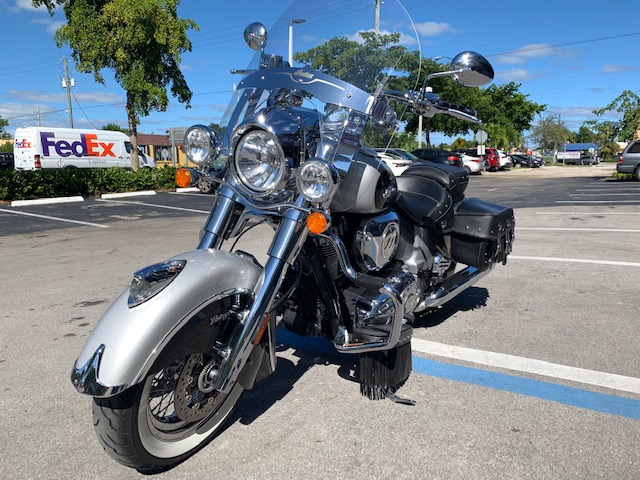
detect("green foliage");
top-left (0, 166), bottom-right (178, 201)
top-left (529, 114), bottom-right (574, 150)
top-left (295, 32), bottom-right (407, 93)
top-left (33, 0), bottom-right (198, 169)
top-left (593, 90), bottom-right (640, 142)
top-left (101, 123), bottom-right (129, 134)
top-left (0, 141), bottom-right (13, 153)
top-left (0, 116), bottom-right (9, 139)
top-left (295, 35), bottom-right (545, 146)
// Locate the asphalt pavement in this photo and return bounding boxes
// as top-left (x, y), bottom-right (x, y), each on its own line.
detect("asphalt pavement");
top-left (1, 165), bottom-right (639, 479)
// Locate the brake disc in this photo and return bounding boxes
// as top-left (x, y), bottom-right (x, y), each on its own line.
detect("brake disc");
top-left (174, 353), bottom-right (225, 422)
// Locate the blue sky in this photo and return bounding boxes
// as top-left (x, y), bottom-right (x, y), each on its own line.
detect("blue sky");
top-left (1, 0), bottom-right (639, 146)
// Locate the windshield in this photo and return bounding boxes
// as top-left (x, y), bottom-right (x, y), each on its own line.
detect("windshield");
top-left (217, 0), bottom-right (422, 165)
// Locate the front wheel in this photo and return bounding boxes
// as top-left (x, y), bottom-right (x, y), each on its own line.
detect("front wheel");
top-left (92, 352), bottom-right (243, 472)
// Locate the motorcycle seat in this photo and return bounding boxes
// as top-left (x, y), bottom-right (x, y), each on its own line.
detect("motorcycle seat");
top-left (395, 175), bottom-right (454, 231)
top-left (402, 161), bottom-right (469, 200)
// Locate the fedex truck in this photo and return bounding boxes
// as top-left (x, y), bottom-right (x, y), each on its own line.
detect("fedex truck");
top-left (13, 127), bottom-right (155, 170)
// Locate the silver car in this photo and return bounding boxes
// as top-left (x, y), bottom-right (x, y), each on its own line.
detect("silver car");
top-left (617, 141), bottom-right (640, 181)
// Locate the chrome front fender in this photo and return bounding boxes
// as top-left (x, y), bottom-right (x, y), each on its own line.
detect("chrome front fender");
top-left (71, 249), bottom-right (262, 397)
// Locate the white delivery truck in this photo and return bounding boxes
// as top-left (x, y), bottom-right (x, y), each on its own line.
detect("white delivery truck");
top-left (13, 127), bottom-right (155, 170)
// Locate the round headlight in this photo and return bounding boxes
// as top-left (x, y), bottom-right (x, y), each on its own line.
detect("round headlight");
top-left (296, 159), bottom-right (338, 203)
top-left (184, 125), bottom-right (221, 166)
top-left (234, 130), bottom-right (286, 193)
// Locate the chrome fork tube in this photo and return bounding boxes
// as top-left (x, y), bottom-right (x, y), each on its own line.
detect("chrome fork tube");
top-left (198, 185), bottom-right (237, 250)
top-left (213, 198), bottom-right (309, 393)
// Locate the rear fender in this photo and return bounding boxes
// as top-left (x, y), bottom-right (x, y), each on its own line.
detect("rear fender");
top-left (71, 249), bottom-right (263, 397)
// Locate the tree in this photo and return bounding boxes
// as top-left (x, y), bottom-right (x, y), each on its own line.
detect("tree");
top-left (0, 116), bottom-right (9, 140)
top-left (581, 120), bottom-right (621, 158)
top-left (34, 0), bottom-right (198, 170)
top-left (295, 33), bottom-right (545, 148)
top-left (593, 90), bottom-right (640, 142)
top-left (529, 114), bottom-right (573, 150)
top-left (101, 123), bottom-right (129, 134)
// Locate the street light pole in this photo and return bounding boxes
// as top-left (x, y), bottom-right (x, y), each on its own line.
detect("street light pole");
top-left (288, 18), bottom-right (306, 66)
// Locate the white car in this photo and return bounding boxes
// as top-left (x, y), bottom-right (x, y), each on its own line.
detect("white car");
top-left (373, 148), bottom-right (415, 176)
top-left (497, 150), bottom-right (513, 169)
top-left (458, 153), bottom-right (485, 175)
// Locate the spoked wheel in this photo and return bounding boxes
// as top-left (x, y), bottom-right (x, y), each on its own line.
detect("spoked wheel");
top-left (92, 352), bottom-right (243, 472)
top-left (198, 176), bottom-right (217, 194)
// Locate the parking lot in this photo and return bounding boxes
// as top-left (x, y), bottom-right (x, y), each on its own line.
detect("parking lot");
top-left (1, 164), bottom-right (639, 479)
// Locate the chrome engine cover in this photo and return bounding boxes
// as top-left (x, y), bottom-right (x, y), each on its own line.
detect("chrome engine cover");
top-left (354, 211), bottom-right (400, 271)
top-left (352, 271), bottom-right (419, 328)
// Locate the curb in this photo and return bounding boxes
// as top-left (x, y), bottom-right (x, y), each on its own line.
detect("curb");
top-left (11, 196), bottom-right (85, 207)
top-left (101, 191), bottom-right (157, 199)
top-left (176, 187), bottom-right (199, 193)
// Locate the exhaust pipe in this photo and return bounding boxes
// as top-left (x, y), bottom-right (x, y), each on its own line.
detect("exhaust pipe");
top-left (415, 265), bottom-right (493, 312)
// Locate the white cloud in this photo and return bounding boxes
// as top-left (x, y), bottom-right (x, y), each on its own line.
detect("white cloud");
top-left (31, 17), bottom-right (65, 33)
top-left (10, 90), bottom-right (122, 104)
top-left (414, 22), bottom-right (457, 37)
top-left (497, 69), bottom-right (532, 82)
top-left (601, 64), bottom-right (633, 73)
top-left (13, 0), bottom-right (47, 12)
top-left (496, 44), bottom-right (563, 65)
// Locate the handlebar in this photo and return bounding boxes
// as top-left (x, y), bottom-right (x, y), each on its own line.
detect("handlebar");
top-left (378, 90), bottom-right (481, 124)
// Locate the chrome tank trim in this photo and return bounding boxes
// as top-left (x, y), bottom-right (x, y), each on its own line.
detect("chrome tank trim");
top-left (415, 265), bottom-right (493, 312)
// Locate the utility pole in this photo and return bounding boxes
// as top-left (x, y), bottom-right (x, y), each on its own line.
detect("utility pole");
top-left (374, 0), bottom-right (381, 34)
top-left (37, 106), bottom-right (41, 127)
top-left (62, 57), bottom-right (74, 128)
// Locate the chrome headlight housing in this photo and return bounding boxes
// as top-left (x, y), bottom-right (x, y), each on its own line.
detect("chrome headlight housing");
top-left (184, 125), bottom-right (221, 166)
top-left (234, 129), bottom-right (287, 193)
top-left (296, 159), bottom-right (339, 204)
top-left (128, 260), bottom-right (186, 308)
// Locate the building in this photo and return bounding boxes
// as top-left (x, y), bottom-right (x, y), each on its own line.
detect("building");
top-left (137, 132), bottom-right (188, 167)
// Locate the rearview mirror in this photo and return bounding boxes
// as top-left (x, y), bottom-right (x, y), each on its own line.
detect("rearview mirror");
top-left (449, 51), bottom-right (494, 87)
top-left (244, 22), bottom-right (268, 51)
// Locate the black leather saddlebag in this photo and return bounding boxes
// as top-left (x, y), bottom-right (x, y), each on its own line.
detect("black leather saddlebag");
top-left (395, 176), bottom-right (454, 232)
top-left (450, 197), bottom-right (515, 270)
top-left (402, 162), bottom-right (469, 200)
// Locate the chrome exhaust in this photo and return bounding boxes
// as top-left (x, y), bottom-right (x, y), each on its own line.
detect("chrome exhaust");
top-left (415, 265), bottom-right (493, 312)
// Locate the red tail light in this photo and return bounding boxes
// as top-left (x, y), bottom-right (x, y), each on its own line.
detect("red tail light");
top-left (34, 154), bottom-right (42, 170)
top-left (618, 155), bottom-right (624, 163)
top-left (448, 155), bottom-right (458, 161)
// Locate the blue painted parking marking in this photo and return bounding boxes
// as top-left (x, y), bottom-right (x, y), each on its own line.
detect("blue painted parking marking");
top-left (277, 330), bottom-right (640, 421)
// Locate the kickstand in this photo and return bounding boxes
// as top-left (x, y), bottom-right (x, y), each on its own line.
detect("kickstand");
top-left (387, 393), bottom-right (416, 406)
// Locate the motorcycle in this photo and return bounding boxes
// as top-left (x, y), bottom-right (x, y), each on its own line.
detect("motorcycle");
top-left (71, 0), bottom-right (514, 472)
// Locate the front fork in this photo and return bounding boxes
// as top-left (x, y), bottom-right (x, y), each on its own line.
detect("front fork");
top-left (199, 186), bottom-right (310, 393)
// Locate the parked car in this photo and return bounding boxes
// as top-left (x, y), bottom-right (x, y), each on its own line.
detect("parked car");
top-left (509, 154), bottom-right (542, 168)
top-left (0, 152), bottom-right (14, 170)
top-left (454, 149), bottom-right (485, 175)
top-left (412, 148), bottom-right (463, 168)
top-left (497, 150), bottom-right (513, 169)
top-left (372, 148), bottom-right (415, 176)
top-left (483, 147), bottom-right (500, 171)
top-left (617, 140), bottom-right (640, 180)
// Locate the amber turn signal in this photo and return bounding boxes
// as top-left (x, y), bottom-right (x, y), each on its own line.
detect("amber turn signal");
top-left (306, 212), bottom-right (329, 234)
top-left (175, 168), bottom-right (193, 188)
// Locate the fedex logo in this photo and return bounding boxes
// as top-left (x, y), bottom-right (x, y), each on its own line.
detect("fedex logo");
top-left (15, 138), bottom-right (32, 149)
top-left (40, 131), bottom-right (116, 158)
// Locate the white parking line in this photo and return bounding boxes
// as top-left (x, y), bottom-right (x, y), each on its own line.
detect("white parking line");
top-left (517, 227), bottom-right (640, 233)
top-left (555, 200), bottom-right (640, 204)
top-left (411, 338), bottom-right (640, 395)
top-left (536, 212), bottom-right (640, 215)
top-left (97, 198), bottom-right (209, 214)
top-left (509, 255), bottom-right (640, 267)
top-left (0, 208), bottom-right (109, 228)
top-left (568, 193), bottom-right (640, 196)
